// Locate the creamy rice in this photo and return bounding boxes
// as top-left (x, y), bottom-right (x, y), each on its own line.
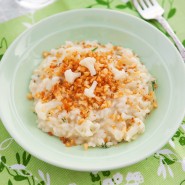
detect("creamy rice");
top-left (28, 41), bottom-right (157, 148)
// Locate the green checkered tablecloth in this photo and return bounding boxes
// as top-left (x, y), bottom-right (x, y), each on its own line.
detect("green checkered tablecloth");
top-left (0, 0), bottom-right (185, 185)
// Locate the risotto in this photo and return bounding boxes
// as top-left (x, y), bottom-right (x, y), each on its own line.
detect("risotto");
top-left (28, 41), bottom-right (157, 149)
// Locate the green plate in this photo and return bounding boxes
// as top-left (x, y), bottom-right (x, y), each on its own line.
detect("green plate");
top-left (0, 9), bottom-right (185, 171)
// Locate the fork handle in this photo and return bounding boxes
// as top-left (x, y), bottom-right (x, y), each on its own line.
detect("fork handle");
top-left (155, 16), bottom-right (185, 61)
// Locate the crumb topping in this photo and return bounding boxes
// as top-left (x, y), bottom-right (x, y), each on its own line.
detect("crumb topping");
top-left (31, 41), bottom-right (157, 119)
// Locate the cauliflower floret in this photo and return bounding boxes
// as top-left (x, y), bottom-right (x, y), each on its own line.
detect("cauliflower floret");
top-left (109, 63), bottom-right (127, 80)
top-left (64, 69), bottom-right (81, 84)
top-left (80, 57), bottom-right (96, 76)
top-left (84, 81), bottom-right (97, 98)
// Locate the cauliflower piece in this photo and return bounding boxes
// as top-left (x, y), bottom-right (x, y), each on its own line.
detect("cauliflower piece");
top-left (30, 76), bottom-right (60, 95)
top-left (64, 69), bottom-right (81, 84)
top-left (124, 118), bottom-right (145, 141)
top-left (109, 63), bottom-right (127, 80)
top-left (84, 81), bottom-right (97, 98)
top-left (35, 100), bottom-right (62, 120)
top-left (79, 57), bottom-right (96, 76)
top-left (75, 120), bottom-right (100, 137)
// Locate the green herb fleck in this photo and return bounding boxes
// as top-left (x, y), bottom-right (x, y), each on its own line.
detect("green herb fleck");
top-left (152, 81), bottom-right (157, 91)
top-left (101, 143), bottom-right (109, 148)
top-left (92, 47), bottom-right (98, 52)
top-left (62, 117), bottom-right (67, 123)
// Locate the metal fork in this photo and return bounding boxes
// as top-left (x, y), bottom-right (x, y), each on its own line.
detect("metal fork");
top-left (132, 0), bottom-right (185, 61)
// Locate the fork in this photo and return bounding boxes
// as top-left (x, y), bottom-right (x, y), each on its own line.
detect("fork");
top-left (132, 0), bottom-right (185, 61)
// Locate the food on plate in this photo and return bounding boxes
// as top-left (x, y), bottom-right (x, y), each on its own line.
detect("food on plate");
top-left (28, 41), bottom-right (157, 149)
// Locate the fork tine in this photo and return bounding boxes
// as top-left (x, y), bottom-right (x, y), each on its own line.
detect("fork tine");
top-left (149, 0), bottom-right (159, 5)
top-left (143, 0), bottom-right (152, 7)
top-left (132, 0), bottom-right (143, 12)
top-left (138, 0), bottom-right (147, 9)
